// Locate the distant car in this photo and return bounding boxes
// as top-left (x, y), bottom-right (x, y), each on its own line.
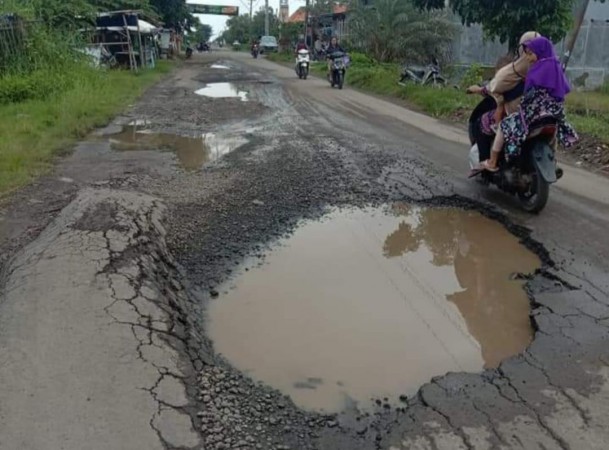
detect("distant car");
top-left (259, 36), bottom-right (278, 53)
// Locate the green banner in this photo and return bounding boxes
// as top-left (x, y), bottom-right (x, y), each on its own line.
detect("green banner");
top-left (188, 4), bottom-right (239, 16)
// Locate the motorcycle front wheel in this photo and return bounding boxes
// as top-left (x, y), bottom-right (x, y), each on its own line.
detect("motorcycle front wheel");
top-left (517, 164), bottom-right (550, 213)
top-left (338, 71), bottom-right (344, 90)
top-left (426, 76), bottom-right (446, 88)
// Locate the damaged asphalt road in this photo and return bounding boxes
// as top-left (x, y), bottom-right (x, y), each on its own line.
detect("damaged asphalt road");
top-left (0, 52), bottom-right (609, 450)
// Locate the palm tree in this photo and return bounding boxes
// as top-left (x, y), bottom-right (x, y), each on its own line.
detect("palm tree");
top-left (347, 0), bottom-right (457, 63)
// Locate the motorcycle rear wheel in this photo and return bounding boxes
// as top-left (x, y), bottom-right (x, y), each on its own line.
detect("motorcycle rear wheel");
top-left (517, 165), bottom-right (550, 213)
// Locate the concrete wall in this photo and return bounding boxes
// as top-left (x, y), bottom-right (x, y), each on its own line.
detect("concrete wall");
top-left (451, 1), bottom-right (609, 89)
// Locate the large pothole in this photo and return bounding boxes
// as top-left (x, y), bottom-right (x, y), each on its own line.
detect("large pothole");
top-left (207, 205), bottom-right (541, 413)
top-left (107, 123), bottom-right (247, 170)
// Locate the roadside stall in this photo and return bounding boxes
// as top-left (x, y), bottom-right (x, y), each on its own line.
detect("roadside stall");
top-left (93, 10), bottom-right (160, 70)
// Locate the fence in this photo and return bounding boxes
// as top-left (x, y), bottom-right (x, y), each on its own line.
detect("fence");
top-left (0, 14), bottom-right (27, 74)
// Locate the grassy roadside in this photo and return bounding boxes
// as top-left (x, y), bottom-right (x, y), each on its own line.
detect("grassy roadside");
top-left (0, 62), bottom-right (174, 196)
top-left (269, 52), bottom-right (609, 158)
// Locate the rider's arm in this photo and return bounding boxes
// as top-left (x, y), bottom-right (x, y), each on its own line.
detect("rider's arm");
top-left (466, 84), bottom-right (486, 95)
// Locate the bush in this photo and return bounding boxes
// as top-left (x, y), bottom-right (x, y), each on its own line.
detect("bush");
top-left (348, 52), bottom-right (376, 67)
top-left (460, 63), bottom-right (485, 88)
top-left (0, 68), bottom-right (82, 104)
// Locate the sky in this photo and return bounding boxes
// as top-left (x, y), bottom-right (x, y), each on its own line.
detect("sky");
top-left (189, 0), bottom-right (307, 39)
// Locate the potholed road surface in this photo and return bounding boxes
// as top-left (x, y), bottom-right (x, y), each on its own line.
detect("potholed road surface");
top-left (1, 51), bottom-right (608, 450)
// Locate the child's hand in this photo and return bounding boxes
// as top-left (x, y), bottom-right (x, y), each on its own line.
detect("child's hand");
top-left (467, 85), bottom-right (483, 95)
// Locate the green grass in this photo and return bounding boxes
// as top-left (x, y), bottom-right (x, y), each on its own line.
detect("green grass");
top-left (266, 52), bottom-right (294, 63)
top-left (0, 62), bottom-right (174, 196)
top-left (310, 60), bottom-right (478, 118)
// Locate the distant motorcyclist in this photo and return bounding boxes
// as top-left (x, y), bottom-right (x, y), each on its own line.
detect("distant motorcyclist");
top-left (326, 36), bottom-right (345, 76)
top-left (295, 37), bottom-right (308, 53)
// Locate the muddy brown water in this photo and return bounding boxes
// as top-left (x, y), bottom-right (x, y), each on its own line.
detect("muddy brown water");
top-left (207, 206), bottom-right (541, 413)
top-left (108, 126), bottom-right (246, 170)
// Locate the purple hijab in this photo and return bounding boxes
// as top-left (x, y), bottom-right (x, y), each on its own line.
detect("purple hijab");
top-left (524, 37), bottom-right (571, 101)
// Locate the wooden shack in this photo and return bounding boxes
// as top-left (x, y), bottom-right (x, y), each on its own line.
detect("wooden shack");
top-left (93, 10), bottom-right (159, 70)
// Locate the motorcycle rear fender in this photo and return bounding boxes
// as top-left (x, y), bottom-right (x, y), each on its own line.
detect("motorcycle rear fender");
top-left (530, 140), bottom-right (557, 184)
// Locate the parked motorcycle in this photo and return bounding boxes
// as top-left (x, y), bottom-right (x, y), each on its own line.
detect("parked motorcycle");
top-left (329, 51), bottom-right (349, 89)
top-left (295, 49), bottom-right (310, 80)
top-left (398, 58), bottom-right (447, 87)
top-left (468, 95), bottom-right (564, 213)
top-left (313, 47), bottom-right (327, 61)
top-left (251, 44), bottom-right (259, 59)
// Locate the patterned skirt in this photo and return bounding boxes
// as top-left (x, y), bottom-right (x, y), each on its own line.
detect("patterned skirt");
top-left (500, 88), bottom-right (579, 157)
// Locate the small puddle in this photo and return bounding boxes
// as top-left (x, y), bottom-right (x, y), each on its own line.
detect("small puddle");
top-left (195, 82), bottom-right (248, 101)
top-left (108, 125), bottom-right (246, 170)
top-left (211, 64), bottom-right (230, 70)
top-left (208, 206), bottom-right (540, 413)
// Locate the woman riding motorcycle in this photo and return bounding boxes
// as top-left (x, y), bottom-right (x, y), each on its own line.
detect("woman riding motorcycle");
top-left (326, 36), bottom-right (345, 78)
top-left (467, 31), bottom-right (540, 162)
top-left (480, 36), bottom-right (578, 172)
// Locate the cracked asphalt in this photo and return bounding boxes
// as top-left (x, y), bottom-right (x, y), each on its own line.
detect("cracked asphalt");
top-left (0, 51), bottom-right (609, 450)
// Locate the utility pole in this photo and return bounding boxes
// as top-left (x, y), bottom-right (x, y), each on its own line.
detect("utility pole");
top-left (562, 0), bottom-right (590, 70)
top-left (249, 0), bottom-right (253, 18)
top-left (303, 0), bottom-right (309, 44)
top-left (264, 0), bottom-right (269, 36)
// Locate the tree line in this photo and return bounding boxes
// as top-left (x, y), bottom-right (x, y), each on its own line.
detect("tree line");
top-left (221, 0), bottom-right (605, 63)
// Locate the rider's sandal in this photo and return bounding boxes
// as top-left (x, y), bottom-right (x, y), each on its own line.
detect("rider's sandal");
top-left (468, 168), bottom-right (483, 178)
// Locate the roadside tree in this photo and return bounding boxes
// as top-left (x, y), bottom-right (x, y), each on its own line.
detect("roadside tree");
top-left (412, 0), bottom-right (607, 51)
top-left (348, 0), bottom-right (457, 63)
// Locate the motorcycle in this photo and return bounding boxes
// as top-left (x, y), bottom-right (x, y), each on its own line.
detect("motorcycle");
top-left (251, 44), bottom-right (259, 59)
top-left (468, 95), bottom-right (564, 213)
top-left (295, 49), bottom-right (310, 80)
top-left (329, 51), bottom-right (349, 89)
top-left (185, 47), bottom-right (193, 59)
top-left (398, 58), bottom-right (447, 87)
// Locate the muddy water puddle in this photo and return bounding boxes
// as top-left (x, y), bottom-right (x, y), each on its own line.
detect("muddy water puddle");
top-left (208, 206), bottom-right (540, 413)
top-left (108, 125), bottom-right (246, 170)
top-left (195, 82), bottom-right (248, 101)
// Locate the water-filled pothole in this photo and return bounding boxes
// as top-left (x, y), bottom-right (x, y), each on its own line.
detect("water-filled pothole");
top-left (108, 125), bottom-right (246, 170)
top-left (211, 64), bottom-right (230, 70)
top-left (195, 82), bottom-right (248, 101)
top-left (207, 205), bottom-right (540, 413)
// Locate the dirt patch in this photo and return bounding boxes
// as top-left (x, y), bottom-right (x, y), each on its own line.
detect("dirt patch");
top-left (560, 133), bottom-right (609, 173)
top-left (127, 62), bottom-right (269, 132)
